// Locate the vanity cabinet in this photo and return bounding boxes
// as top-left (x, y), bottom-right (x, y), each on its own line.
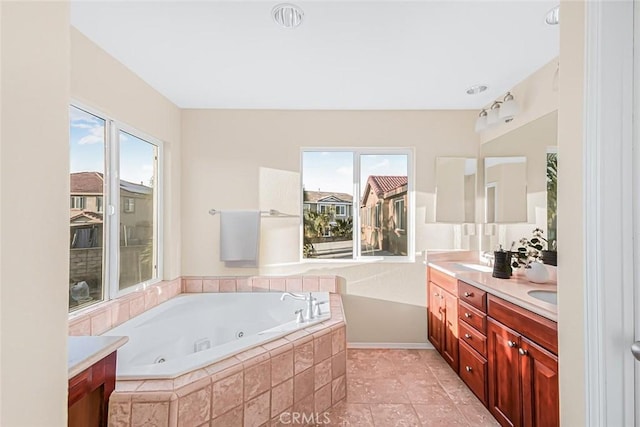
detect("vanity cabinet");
top-left (68, 351), bottom-right (117, 427)
top-left (487, 295), bottom-right (559, 427)
top-left (427, 268), bottom-right (459, 372)
top-left (457, 282), bottom-right (488, 406)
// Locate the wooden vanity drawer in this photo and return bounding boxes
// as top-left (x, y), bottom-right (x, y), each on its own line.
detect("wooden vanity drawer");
top-left (458, 281), bottom-right (487, 311)
top-left (458, 301), bottom-right (487, 333)
top-left (428, 267), bottom-right (458, 295)
top-left (459, 320), bottom-right (487, 356)
top-left (459, 340), bottom-right (488, 406)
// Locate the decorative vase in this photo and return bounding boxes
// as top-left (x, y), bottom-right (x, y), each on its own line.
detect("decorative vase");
top-left (525, 262), bottom-right (549, 284)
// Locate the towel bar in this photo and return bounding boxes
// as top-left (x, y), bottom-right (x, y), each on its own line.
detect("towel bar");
top-left (208, 209), bottom-right (298, 218)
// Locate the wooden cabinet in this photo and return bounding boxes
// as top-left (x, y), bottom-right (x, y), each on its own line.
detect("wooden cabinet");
top-left (487, 295), bottom-right (559, 427)
top-left (68, 351), bottom-right (117, 427)
top-left (427, 268), bottom-right (458, 372)
top-left (457, 282), bottom-right (488, 406)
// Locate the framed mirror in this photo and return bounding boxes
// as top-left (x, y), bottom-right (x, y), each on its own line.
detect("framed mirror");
top-left (435, 157), bottom-right (477, 223)
top-left (484, 156), bottom-right (527, 223)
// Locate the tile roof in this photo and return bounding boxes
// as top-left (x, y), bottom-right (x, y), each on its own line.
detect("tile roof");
top-left (367, 176), bottom-right (408, 195)
top-left (303, 191), bottom-right (353, 204)
top-left (70, 172), bottom-right (152, 195)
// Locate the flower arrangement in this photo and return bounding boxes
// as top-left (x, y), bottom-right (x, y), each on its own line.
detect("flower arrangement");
top-left (511, 228), bottom-right (549, 269)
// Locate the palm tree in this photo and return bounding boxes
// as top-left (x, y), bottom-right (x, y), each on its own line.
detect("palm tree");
top-left (333, 217), bottom-right (353, 238)
top-left (304, 210), bottom-right (331, 239)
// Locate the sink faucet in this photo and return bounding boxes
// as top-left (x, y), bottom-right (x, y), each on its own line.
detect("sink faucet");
top-left (281, 292), bottom-right (316, 322)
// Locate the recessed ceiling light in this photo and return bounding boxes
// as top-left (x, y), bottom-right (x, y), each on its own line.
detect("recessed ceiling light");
top-left (466, 85), bottom-right (488, 95)
top-left (545, 5), bottom-right (560, 25)
top-left (272, 3), bottom-right (304, 29)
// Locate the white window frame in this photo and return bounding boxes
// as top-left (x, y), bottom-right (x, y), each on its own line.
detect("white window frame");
top-left (335, 205), bottom-right (347, 216)
top-left (123, 197), bottom-right (135, 213)
top-left (69, 101), bottom-right (163, 316)
top-left (300, 147), bottom-right (414, 263)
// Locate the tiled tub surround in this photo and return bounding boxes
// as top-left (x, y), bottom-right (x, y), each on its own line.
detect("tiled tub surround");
top-left (108, 295), bottom-right (346, 426)
top-left (68, 275), bottom-right (340, 337)
top-left (66, 275), bottom-right (343, 426)
top-left (104, 292), bottom-right (333, 379)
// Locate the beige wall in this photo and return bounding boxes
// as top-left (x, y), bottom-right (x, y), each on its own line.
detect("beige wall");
top-left (480, 57), bottom-right (559, 144)
top-left (181, 109), bottom-right (479, 343)
top-left (0, 2), bottom-right (70, 425)
top-left (70, 29), bottom-right (182, 280)
top-left (557, 1), bottom-right (585, 425)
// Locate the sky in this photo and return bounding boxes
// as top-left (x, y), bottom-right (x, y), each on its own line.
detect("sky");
top-left (70, 106), bottom-right (156, 186)
top-left (302, 151), bottom-right (408, 198)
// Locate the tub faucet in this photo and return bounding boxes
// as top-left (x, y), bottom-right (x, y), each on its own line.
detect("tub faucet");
top-left (281, 292), bottom-right (316, 321)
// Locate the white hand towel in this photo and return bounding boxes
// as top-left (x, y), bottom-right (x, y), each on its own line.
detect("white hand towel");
top-left (220, 210), bottom-right (261, 267)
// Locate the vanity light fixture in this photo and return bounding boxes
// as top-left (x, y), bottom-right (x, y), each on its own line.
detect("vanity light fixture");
top-left (474, 109), bottom-right (488, 132)
top-left (272, 3), bottom-right (304, 29)
top-left (545, 5), bottom-right (560, 25)
top-left (499, 92), bottom-right (519, 122)
top-left (486, 101), bottom-right (502, 126)
top-left (475, 91), bottom-right (519, 133)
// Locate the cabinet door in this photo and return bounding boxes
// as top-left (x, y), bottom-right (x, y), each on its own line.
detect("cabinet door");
top-left (488, 318), bottom-right (522, 427)
top-left (427, 282), bottom-right (444, 353)
top-left (442, 289), bottom-right (459, 372)
top-left (520, 337), bottom-right (559, 427)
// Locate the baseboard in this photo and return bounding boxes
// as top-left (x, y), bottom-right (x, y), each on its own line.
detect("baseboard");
top-left (347, 342), bottom-right (435, 350)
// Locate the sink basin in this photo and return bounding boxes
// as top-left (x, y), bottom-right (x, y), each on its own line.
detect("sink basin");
top-left (528, 290), bottom-right (557, 305)
top-left (451, 263), bottom-right (493, 273)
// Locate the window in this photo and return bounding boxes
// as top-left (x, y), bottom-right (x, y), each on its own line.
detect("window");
top-left (123, 197), bottom-right (135, 213)
top-left (303, 203), bottom-right (311, 212)
top-left (71, 196), bottom-right (85, 209)
top-left (394, 199), bottom-right (406, 230)
top-left (69, 105), bottom-right (161, 313)
top-left (301, 149), bottom-right (412, 260)
top-left (547, 150), bottom-right (558, 248)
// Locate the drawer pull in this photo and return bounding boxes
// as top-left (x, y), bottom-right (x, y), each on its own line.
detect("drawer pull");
top-left (434, 293), bottom-right (439, 297)
top-left (464, 292), bottom-right (473, 297)
top-left (464, 312), bottom-right (472, 318)
top-left (518, 348), bottom-right (528, 356)
top-left (464, 333), bottom-right (472, 339)
top-left (507, 340), bottom-right (517, 348)
top-left (465, 366), bottom-right (472, 372)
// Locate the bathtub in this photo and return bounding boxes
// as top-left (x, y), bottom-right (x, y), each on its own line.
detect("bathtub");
top-left (103, 291), bottom-right (330, 380)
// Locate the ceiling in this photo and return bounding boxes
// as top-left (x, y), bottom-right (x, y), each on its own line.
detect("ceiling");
top-left (70, 1), bottom-right (559, 110)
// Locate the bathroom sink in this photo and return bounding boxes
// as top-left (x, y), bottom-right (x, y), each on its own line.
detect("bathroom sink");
top-left (528, 290), bottom-right (557, 305)
top-left (451, 263), bottom-right (493, 273)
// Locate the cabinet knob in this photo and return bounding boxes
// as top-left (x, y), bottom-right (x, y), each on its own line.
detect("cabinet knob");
top-left (434, 293), bottom-right (439, 297)
top-left (464, 312), bottom-right (472, 318)
top-left (518, 348), bottom-right (528, 356)
top-left (465, 366), bottom-right (472, 372)
top-left (464, 292), bottom-right (472, 297)
top-left (507, 340), bottom-right (517, 348)
top-left (464, 333), bottom-right (472, 339)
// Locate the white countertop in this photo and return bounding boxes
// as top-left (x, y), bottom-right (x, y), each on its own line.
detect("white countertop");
top-left (68, 335), bottom-right (128, 379)
top-left (428, 261), bottom-right (558, 322)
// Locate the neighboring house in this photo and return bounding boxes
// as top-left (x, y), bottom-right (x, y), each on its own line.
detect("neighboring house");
top-left (360, 175), bottom-right (408, 255)
top-left (303, 190), bottom-right (353, 237)
top-left (70, 171), bottom-right (153, 248)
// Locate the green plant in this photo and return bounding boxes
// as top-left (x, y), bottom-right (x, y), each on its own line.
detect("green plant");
top-left (512, 228), bottom-right (549, 269)
top-left (547, 152), bottom-right (558, 250)
top-left (332, 217), bottom-right (353, 238)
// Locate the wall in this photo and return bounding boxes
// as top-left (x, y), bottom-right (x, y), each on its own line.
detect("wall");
top-left (0, 2), bottom-right (70, 425)
top-left (480, 57), bottom-right (559, 144)
top-left (181, 110), bottom-right (479, 344)
top-left (70, 28), bottom-right (182, 280)
top-left (557, 1), bottom-right (585, 425)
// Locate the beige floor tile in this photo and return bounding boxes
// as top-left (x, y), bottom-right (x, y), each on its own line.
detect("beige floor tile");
top-left (326, 402), bottom-right (374, 426)
top-left (369, 403), bottom-right (421, 427)
top-left (412, 403), bottom-right (470, 427)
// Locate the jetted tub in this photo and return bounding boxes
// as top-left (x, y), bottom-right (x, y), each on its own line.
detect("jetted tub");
top-left (103, 291), bottom-right (330, 379)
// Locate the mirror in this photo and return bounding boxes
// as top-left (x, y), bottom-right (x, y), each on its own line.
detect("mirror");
top-left (480, 110), bottom-right (558, 251)
top-left (435, 157), bottom-right (477, 223)
top-left (484, 156), bottom-right (527, 223)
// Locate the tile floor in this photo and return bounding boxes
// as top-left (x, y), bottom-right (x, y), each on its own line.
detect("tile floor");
top-left (326, 349), bottom-right (499, 426)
